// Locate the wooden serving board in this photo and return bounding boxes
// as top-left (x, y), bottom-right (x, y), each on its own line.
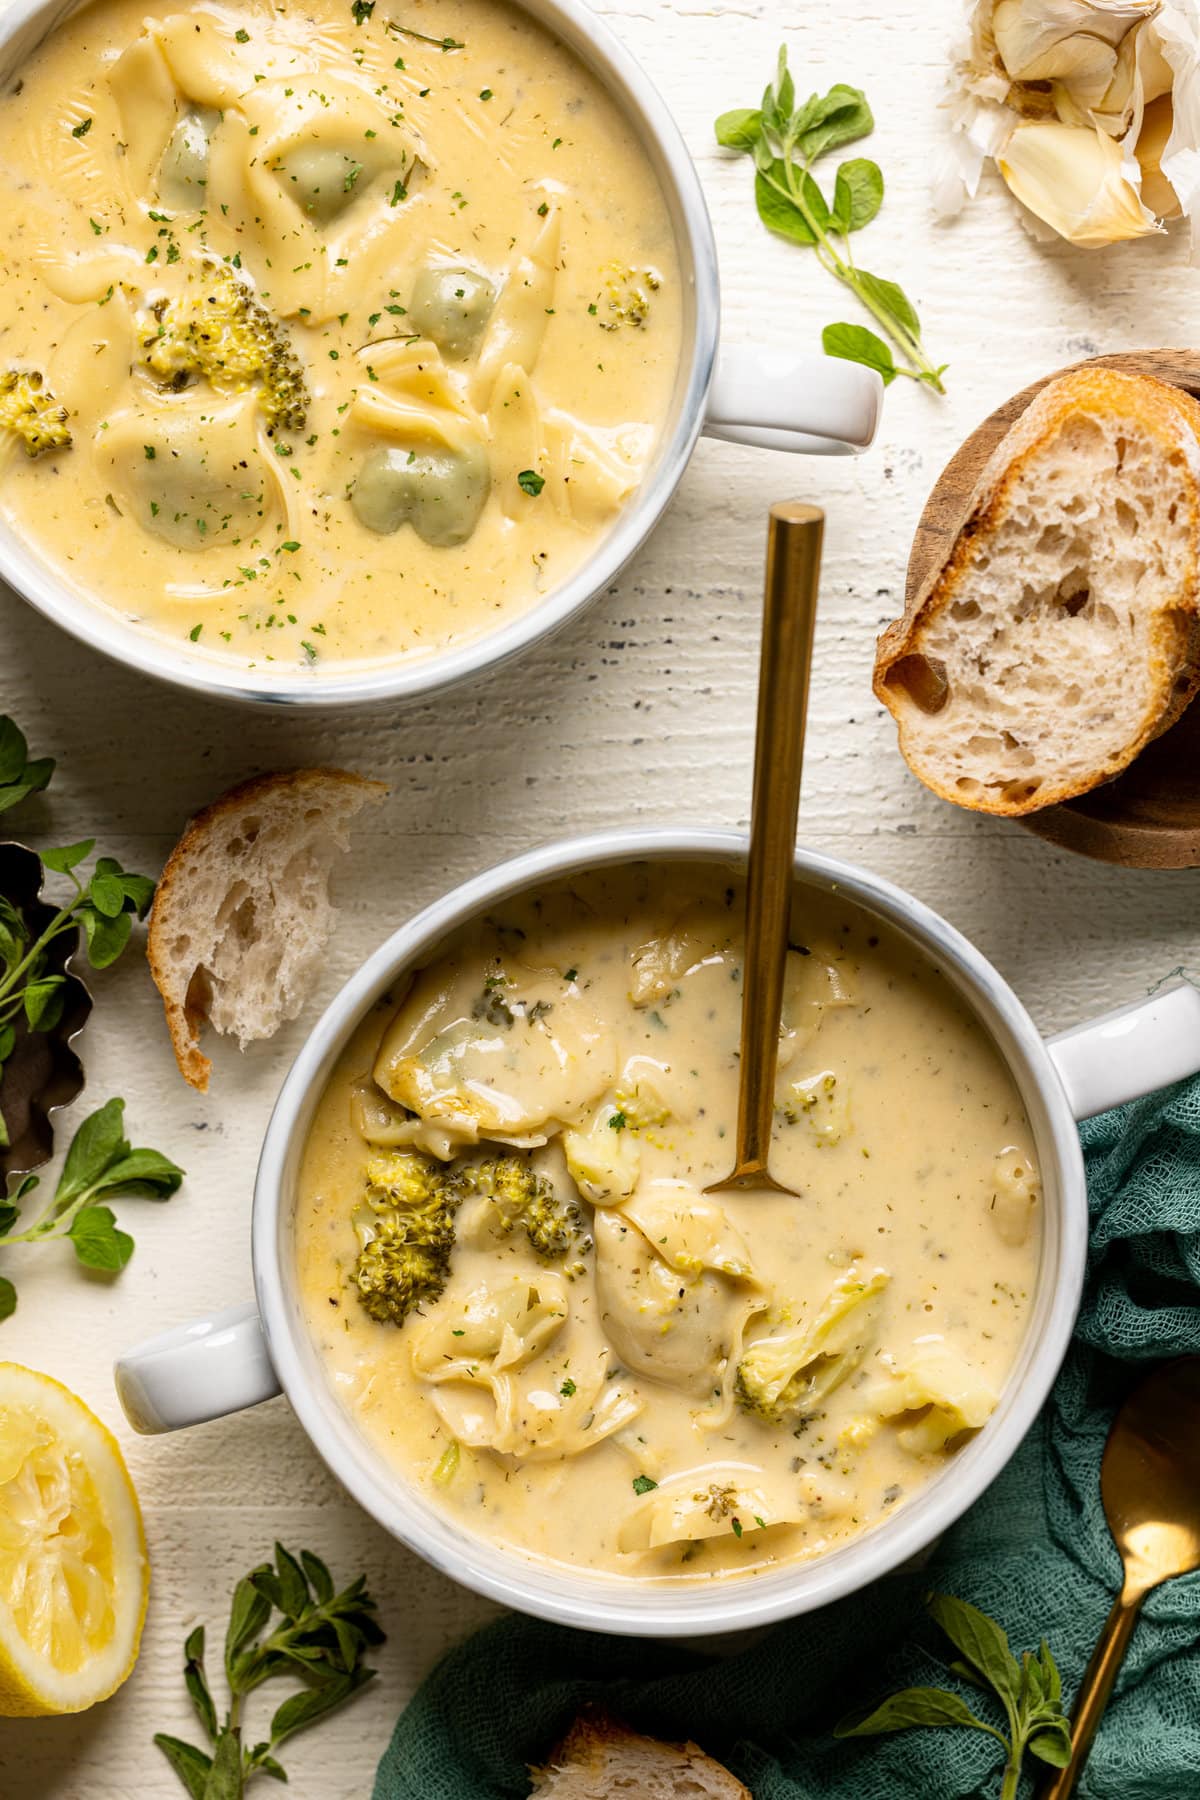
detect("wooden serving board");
top-left (905, 349), bottom-right (1200, 870)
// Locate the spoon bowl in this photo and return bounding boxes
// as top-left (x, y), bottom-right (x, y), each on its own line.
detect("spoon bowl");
top-left (1039, 1356), bottom-right (1200, 1797)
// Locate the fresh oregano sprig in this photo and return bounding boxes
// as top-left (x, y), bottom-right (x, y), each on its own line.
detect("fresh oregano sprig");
top-left (155, 1543), bottom-right (385, 1799)
top-left (716, 48), bottom-right (947, 392)
top-left (0, 1097), bottom-right (184, 1319)
top-left (835, 1592), bottom-right (1072, 1799)
top-left (0, 715), bottom-right (54, 815)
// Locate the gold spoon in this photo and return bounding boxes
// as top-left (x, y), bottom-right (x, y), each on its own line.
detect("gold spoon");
top-left (706, 501), bottom-right (824, 1198)
top-left (1038, 1356), bottom-right (1200, 1798)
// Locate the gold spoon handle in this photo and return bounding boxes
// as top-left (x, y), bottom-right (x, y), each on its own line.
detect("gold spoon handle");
top-left (721, 502), bottom-right (824, 1190)
top-left (1037, 1589), bottom-right (1146, 1800)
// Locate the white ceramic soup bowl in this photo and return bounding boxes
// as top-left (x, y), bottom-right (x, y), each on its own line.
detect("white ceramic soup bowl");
top-left (114, 829), bottom-right (1200, 1638)
top-left (0, 0), bottom-right (881, 710)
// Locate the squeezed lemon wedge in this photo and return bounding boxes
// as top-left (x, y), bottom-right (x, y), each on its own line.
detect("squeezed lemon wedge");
top-left (0, 1363), bottom-right (148, 1715)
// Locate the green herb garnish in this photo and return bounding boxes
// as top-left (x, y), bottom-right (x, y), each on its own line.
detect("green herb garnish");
top-left (70, 117), bottom-right (92, 138)
top-left (0, 1099), bottom-right (183, 1319)
top-left (0, 725), bottom-right (157, 1145)
top-left (517, 468), bottom-right (544, 497)
top-left (155, 1543), bottom-right (384, 1798)
top-left (632, 1474), bottom-right (657, 1496)
top-left (0, 716), bottom-right (53, 817)
top-left (835, 1593), bottom-right (1071, 1800)
top-left (715, 48), bottom-right (945, 391)
top-left (387, 18), bottom-right (464, 49)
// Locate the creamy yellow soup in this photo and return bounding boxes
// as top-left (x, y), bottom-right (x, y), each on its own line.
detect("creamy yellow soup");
top-left (0, 0), bottom-right (681, 670)
top-left (296, 866), bottom-right (1041, 1584)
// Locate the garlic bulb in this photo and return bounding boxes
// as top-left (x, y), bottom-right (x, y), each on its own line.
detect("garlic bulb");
top-left (936, 0), bottom-right (1200, 249)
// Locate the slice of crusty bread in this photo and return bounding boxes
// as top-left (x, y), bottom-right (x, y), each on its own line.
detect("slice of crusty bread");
top-left (529, 1711), bottom-right (749, 1799)
top-left (874, 366), bottom-right (1200, 816)
top-left (148, 767), bottom-right (386, 1091)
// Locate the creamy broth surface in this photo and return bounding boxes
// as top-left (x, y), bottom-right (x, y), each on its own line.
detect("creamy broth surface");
top-left (296, 867), bottom-right (1041, 1583)
top-left (0, 0), bottom-right (680, 670)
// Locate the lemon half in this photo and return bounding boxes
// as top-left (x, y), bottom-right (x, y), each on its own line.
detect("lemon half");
top-left (0, 1363), bottom-right (148, 1715)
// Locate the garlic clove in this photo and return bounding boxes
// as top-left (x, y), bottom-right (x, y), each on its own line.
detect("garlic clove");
top-left (992, 0), bottom-right (1156, 90)
top-left (1136, 91), bottom-right (1184, 216)
top-left (997, 117), bottom-right (1161, 243)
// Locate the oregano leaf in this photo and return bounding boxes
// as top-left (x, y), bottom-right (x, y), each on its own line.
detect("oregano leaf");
top-left (822, 322), bottom-right (896, 384)
top-left (832, 157), bottom-right (883, 232)
top-left (715, 107), bottom-right (762, 152)
top-left (857, 268), bottom-right (921, 337)
top-left (68, 1205), bottom-right (134, 1272)
top-left (835, 1685), bottom-right (993, 1738)
top-left (154, 1733), bottom-right (213, 1800)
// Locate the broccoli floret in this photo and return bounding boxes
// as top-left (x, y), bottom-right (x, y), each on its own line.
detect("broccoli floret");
top-left (351, 1148), bottom-right (591, 1327)
top-left (597, 263), bottom-right (661, 332)
top-left (460, 1155), bottom-right (591, 1262)
top-left (0, 370), bottom-right (71, 457)
top-left (143, 260), bottom-right (308, 433)
top-left (352, 1149), bottom-right (463, 1326)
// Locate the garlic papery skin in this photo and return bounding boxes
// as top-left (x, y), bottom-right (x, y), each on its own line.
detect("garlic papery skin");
top-left (997, 116), bottom-right (1162, 241)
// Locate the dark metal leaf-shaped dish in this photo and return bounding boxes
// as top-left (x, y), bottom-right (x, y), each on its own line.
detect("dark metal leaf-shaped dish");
top-left (0, 841), bottom-right (93, 1181)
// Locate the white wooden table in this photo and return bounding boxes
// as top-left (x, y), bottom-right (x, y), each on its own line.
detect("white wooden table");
top-left (3, 1), bottom-right (1200, 1793)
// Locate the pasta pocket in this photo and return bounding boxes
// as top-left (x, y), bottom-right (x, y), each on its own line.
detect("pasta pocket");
top-left (870, 1344), bottom-right (998, 1456)
top-left (618, 1466), bottom-right (802, 1554)
top-left (411, 1275), bottom-right (641, 1463)
top-left (97, 392), bottom-right (292, 554)
top-left (594, 1197), bottom-right (764, 1405)
top-left (207, 79), bottom-right (420, 320)
top-left (373, 959), bottom-right (616, 1153)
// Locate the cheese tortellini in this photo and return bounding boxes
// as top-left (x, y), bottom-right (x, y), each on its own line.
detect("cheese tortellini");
top-left (594, 1187), bottom-right (764, 1405)
top-left (409, 268), bottom-right (497, 360)
top-left (157, 106), bottom-right (221, 209)
top-left (98, 394), bottom-right (288, 552)
top-left (352, 444), bottom-right (490, 547)
top-left (617, 1465), bottom-right (804, 1554)
top-left (411, 1274), bottom-right (641, 1462)
top-left (869, 1344), bottom-right (998, 1456)
top-left (374, 957), bottom-right (616, 1155)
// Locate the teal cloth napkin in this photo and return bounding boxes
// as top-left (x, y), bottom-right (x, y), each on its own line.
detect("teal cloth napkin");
top-left (373, 1072), bottom-right (1200, 1800)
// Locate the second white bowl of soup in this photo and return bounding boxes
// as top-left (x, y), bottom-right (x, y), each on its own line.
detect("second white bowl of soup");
top-left (0, 0), bottom-right (879, 705)
top-left (113, 832), bottom-right (1200, 1636)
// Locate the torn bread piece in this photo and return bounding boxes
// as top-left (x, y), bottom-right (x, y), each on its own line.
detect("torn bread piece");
top-left (148, 768), bottom-right (386, 1090)
top-left (529, 1710), bottom-right (750, 1800)
top-left (875, 366), bottom-right (1200, 816)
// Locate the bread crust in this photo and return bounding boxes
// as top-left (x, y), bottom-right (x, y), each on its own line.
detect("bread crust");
top-left (530, 1707), bottom-right (750, 1798)
top-left (147, 767), bottom-right (387, 1091)
top-left (875, 366), bottom-right (1200, 816)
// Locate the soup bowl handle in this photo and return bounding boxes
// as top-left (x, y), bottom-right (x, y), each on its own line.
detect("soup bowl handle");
top-left (114, 1300), bottom-right (279, 1434)
top-left (703, 345), bottom-right (884, 456)
top-left (1047, 980), bottom-right (1200, 1121)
